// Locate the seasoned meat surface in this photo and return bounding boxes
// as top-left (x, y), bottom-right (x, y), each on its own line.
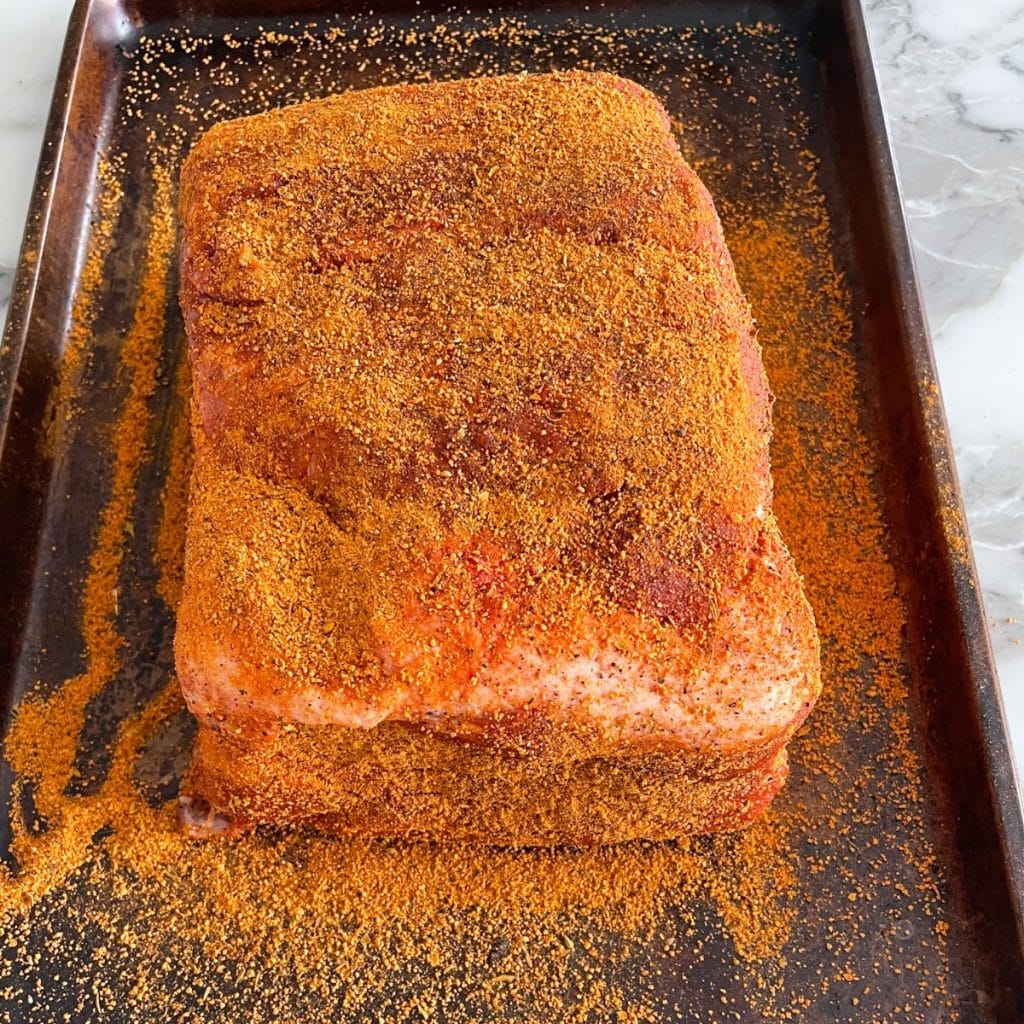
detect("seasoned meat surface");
top-left (175, 71), bottom-right (820, 843)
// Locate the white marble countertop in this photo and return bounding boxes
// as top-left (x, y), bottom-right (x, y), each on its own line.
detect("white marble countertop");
top-left (1, 1), bottom-right (1022, 780)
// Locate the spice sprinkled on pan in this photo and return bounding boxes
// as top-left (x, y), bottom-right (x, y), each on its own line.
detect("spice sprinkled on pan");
top-left (1, 16), bottom-right (956, 1023)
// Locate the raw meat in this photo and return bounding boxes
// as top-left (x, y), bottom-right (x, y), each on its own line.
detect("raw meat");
top-left (175, 70), bottom-right (820, 844)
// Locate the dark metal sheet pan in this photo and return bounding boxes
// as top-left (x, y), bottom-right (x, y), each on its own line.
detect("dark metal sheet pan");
top-left (2, 0), bottom-right (1024, 1020)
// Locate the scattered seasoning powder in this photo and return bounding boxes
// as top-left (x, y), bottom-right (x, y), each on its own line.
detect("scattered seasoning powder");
top-left (4, 161), bottom-right (175, 914)
top-left (0, 16), bottom-right (958, 1024)
top-left (42, 161), bottom-right (122, 454)
top-left (154, 354), bottom-right (193, 611)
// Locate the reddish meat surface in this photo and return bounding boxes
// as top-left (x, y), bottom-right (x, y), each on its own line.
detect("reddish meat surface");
top-left (175, 71), bottom-right (821, 844)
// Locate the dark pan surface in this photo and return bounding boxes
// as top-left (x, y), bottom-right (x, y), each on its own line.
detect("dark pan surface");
top-left (1, 0), bottom-right (1023, 1020)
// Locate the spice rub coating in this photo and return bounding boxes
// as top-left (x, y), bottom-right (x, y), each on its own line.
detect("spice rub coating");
top-left (175, 70), bottom-right (820, 842)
